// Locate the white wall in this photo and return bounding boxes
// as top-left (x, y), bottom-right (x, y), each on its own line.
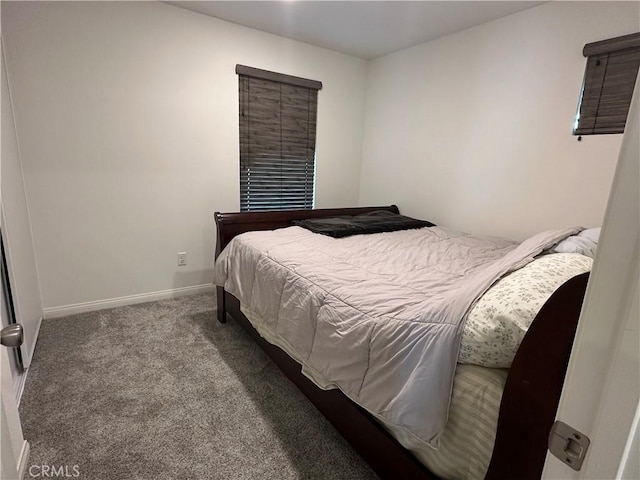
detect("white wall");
top-left (1, 2), bottom-right (367, 312)
top-left (359, 1), bottom-right (639, 241)
top-left (3, 1), bottom-right (638, 312)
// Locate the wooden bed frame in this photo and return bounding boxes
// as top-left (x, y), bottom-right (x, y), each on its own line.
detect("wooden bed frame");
top-left (213, 205), bottom-right (590, 480)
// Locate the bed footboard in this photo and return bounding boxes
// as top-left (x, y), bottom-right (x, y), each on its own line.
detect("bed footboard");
top-left (485, 272), bottom-right (589, 479)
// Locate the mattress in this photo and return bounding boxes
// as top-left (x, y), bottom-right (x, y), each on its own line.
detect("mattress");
top-left (242, 304), bottom-right (505, 480)
top-left (392, 364), bottom-right (506, 480)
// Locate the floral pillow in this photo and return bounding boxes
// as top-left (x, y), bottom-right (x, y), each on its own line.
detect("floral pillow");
top-left (459, 253), bottom-right (593, 368)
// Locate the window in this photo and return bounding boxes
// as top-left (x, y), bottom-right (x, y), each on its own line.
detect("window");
top-left (237, 65), bottom-right (322, 212)
top-left (574, 32), bottom-right (640, 135)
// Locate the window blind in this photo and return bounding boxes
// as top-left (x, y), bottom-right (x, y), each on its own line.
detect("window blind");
top-left (237, 65), bottom-right (321, 212)
top-left (574, 32), bottom-right (640, 135)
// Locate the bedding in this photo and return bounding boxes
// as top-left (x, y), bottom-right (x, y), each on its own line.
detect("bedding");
top-left (292, 210), bottom-right (434, 238)
top-left (213, 224), bottom-right (581, 448)
top-left (242, 303), bottom-right (503, 480)
top-left (549, 227), bottom-right (600, 258)
top-left (459, 253), bottom-right (593, 368)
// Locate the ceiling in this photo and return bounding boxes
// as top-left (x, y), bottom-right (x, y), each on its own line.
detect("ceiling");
top-left (166, 1), bottom-right (545, 59)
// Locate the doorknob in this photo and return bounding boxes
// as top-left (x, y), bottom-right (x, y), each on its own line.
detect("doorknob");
top-left (1, 324), bottom-right (23, 348)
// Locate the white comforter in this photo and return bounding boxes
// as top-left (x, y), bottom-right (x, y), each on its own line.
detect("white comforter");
top-left (213, 225), bottom-right (580, 448)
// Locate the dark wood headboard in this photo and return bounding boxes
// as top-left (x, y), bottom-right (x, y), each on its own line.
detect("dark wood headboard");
top-left (214, 205), bottom-right (399, 259)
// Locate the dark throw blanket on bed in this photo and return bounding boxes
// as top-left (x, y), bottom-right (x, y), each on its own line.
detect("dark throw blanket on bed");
top-left (292, 210), bottom-right (435, 238)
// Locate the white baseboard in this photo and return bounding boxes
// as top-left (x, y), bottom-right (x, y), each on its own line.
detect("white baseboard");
top-left (43, 284), bottom-right (215, 319)
top-left (18, 440), bottom-right (30, 480)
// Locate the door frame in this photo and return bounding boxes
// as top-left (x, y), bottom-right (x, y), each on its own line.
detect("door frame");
top-left (542, 78), bottom-right (640, 479)
top-left (1, 276), bottom-right (30, 480)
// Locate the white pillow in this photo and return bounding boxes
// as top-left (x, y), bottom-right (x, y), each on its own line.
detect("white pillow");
top-left (550, 228), bottom-right (600, 258)
top-left (458, 253), bottom-right (592, 368)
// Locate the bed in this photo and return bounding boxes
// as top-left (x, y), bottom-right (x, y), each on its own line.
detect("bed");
top-left (212, 205), bottom-right (592, 480)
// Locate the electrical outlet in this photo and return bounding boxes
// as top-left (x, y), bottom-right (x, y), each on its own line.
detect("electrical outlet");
top-left (177, 252), bottom-right (187, 266)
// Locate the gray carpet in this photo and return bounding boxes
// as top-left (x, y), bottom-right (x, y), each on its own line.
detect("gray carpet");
top-left (19, 293), bottom-right (378, 480)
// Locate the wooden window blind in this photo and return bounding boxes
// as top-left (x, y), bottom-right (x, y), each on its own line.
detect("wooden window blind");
top-left (237, 65), bottom-right (322, 212)
top-left (574, 32), bottom-right (640, 135)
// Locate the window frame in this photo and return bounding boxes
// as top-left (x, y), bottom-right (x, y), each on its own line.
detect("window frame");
top-left (236, 65), bottom-right (322, 212)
